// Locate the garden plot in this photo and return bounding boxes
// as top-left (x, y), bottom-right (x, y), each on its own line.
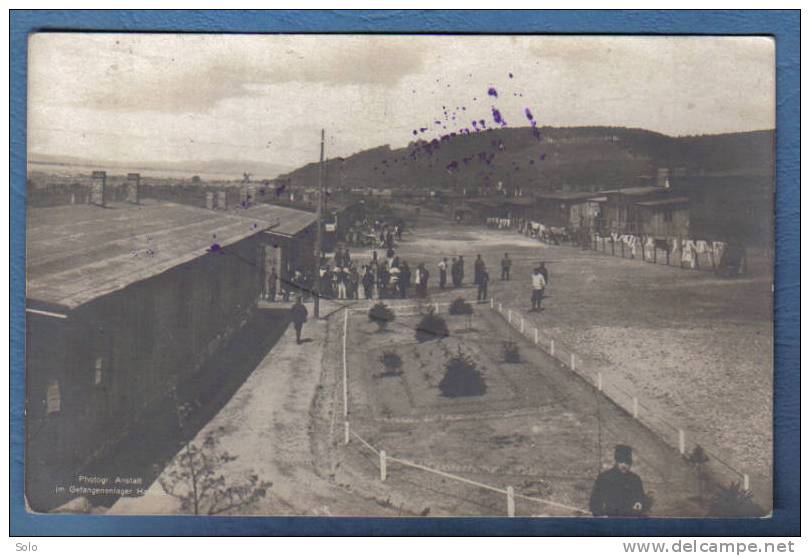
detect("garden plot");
top-left (337, 304), bottom-right (707, 517)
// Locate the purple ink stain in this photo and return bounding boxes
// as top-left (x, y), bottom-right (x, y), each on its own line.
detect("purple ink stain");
top-left (487, 87), bottom-right (498, 98)
top-left (540, 153), bottom-right (546, 160)
top-left (419, 127), bottom-right (427, 133)
top-left (491, 107), bottom-right (507, 126)
top-left (446, 161), bottom-right (459, 172)
top-left (413, 130), bottom-right (418, 135)
top-left (525, 108), bottom-right (534, 121)
top-left (509, 72), bottom-right (513, 78)
top-left (209, 243), bottom-right (222, 253)
top-left (532, 127), bottom-right (542, 140)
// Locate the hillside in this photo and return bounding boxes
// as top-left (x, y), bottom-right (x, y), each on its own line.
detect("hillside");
top-left (275, 127), bottom-right (774, 193)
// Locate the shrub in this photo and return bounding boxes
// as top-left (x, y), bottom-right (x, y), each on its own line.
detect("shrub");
top-left (708, 481), bottom-right (764, 517)
top-left (686, 445), bottom-right (710, 501)
top-left (368, 302), bottom-right (395, 331)
top-left (439, 346), bottom-right (487, 397)
top-left (448, 297), bottom-right (474, 330)
top-left (415, 310), bottom-right (449, 343)
top-left (158, 427), bottom-right (272, 515)
top-left (379, 350), bottom-right (403, 377)
top-left (503, 340), bottom-right (521, 363)
top-left (448, 297), bottom-right (474, 316)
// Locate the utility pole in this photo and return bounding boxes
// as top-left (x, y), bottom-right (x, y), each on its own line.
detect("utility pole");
top-left (314, 129), bottom-right (325, 318)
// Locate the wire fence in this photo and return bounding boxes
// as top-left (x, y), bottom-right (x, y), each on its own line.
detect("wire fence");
top-left (487, 297), bottom-right (759, 500)
top-left (345, 427), bottom-right (589, 517)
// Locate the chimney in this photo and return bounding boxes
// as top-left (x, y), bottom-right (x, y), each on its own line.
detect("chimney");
top-left (90, 171), bottom-right (106, 207)
top-left (126, 173), bottom-right (140, 204)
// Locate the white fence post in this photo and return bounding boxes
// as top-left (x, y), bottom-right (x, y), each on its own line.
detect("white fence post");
top-left (508, 310), bottom-right (512, 324)
top-left (534, 328), bottom-right (539, 345)
top-left (743, 474), bottom-right (750, 491)
top-left (597, 373), bottom-right (603, 391)
top-left (434, 302), bottom-right (439, 313)
top-left (570, 353), bottom-right (576, 371)
top-left (380, 450), bottom-right (387, 481)
top-left (520, 318), bottom-right (525, 333)
top-left (678, 429), bottom-right (686, 455)
top-left (344, 421), bottom-right (350, 445)
top-left (498, 302), bottom-right (503, 312)
top-left (343, 309), bottom-right (349, 418)
top-left (490, 297), bottom-right (494, 309)
top-left (507, 486), bottom-right (515, 517)
top-left (633, 397), bottom-right (639, 419)
top-left (550, 339), bottom-right (555, 356)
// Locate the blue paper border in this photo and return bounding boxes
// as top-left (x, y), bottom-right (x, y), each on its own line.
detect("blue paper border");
top-left (9, 10), bottom-right (800, 536)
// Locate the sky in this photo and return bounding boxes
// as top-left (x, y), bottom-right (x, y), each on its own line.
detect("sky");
top-left (28, 34), bottom-right (775, 173)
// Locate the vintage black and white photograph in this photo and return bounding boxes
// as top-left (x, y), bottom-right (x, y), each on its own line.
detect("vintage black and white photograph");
top-left (25, 34), bottom-right (774, 518)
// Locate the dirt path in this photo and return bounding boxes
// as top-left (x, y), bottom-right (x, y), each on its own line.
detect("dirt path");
top-left (110, 313), bottom-right (401, 516)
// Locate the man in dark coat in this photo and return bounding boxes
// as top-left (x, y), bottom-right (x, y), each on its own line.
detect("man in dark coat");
top-left (589, 445), bottom-right (651, 517)
top-left (450, 257), bottom-right (460, 287)
top-left (290, 296), bottom-right (308, 345)
top-left (477, 264), bottom-right (489, 302)
top-left (474, 254), bottom-right (484, 285)
top-left (501, 253), bottom-right (512, 281)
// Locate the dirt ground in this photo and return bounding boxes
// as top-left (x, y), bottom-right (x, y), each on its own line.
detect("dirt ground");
top-left (338, 305), bottom-right (711, 516)
top-left (344, 208), bottom-right (772, 508)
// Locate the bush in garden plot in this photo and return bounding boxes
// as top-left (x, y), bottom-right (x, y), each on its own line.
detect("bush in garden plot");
top-left (415, 309), bottom-right (450, 343)
top-left (686, 445), bottom-right (710, 502)
top-left (708, 481), bottom-right (764, 517)
top-left (502, 340), bottom-right (521, 363)
top-left (378, 350), bottom-right (403, 377)
top-left (448, 297), bottom-right (474, 330)
top-left (439, 346), bottom-right (487, 397)
top-left (368, 302), bottom-right (395, 332)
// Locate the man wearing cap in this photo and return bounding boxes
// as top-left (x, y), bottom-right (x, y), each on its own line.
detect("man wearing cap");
top-left (589, 445), bottom-right (651, 517)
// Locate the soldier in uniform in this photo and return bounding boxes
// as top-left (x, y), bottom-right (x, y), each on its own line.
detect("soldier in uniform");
top-left (589, 445), bottom-right (652, 517)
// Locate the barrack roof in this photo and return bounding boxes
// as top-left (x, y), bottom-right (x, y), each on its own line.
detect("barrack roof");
top-left (26, 200), bottom-right (276, 310)
top-left (635, 196), bottom-right (690, 207)
top-left (237, 203), bottom-right (317, 237)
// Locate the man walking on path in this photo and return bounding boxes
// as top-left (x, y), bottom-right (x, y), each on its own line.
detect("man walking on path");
top-left (501, 253), bottom-right (512, 281)
top-left (438, 257), bottom-right (448, 289)
top-left (589, 445), bottom-right (652, 517)
top-left (291, 296), bottom-right (308, 345)
top-left (477, 264), bottom-right (489, 302)
top-left (530, 265), bottom-right (547, 312)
